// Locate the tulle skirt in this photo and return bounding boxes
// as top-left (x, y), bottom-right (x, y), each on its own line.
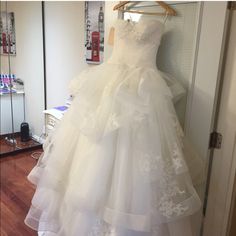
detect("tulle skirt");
top-left (25, 62), bottom-right (203, 236)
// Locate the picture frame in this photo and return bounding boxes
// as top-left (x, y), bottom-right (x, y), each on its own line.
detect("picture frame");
top-left (85, 1), bottom-right (105, 64)
top-left (0, 12), bottom-right (16, 55)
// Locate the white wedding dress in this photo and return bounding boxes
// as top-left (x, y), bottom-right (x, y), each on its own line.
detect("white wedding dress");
top-left (25, 18), bottom-right (202, 236)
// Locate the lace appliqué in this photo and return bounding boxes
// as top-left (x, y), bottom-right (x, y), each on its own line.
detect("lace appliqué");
top-left (138, 142), bottom-right (186, 174)
top-left (172, 143), bottom-right (186, 173)
top-left (173, 116), bottom-right (184, 140)
top-left (130, 28), bottom-right (143, 41)
top-left (136, 140), bottom-right (189, 218)
top-left (106, 109), bottom-right (147, 133)
top-left (114, 19), bottom-right (163, 44)
top-left (106, 113), bottom-right (120, 131)
top-left (156, 156), bottom-right (189, 218)
top-left (159, 196), bottom-right (189, 218)
top-left (138, 154), bottom-right (161, 173)
top-left (88, 219), bottom-right (115, 236)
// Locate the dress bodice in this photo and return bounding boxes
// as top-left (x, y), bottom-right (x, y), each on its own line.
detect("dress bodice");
top-left (108, 18), bottom-right (164, 69)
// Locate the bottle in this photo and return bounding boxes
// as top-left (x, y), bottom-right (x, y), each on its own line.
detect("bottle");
top-left (12, 74), bottom-right (16, 82)
top-left (0, 74), bottom-right (3, 88)
top-left (21, 122), bottom-right (30, 142)
top-left (3, 74), bottom-right (8, 89)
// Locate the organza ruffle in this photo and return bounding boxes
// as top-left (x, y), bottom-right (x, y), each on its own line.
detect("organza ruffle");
top-left (25, 63), bottom-right (202, 236)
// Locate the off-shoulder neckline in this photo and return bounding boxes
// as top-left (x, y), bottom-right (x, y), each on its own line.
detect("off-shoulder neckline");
top-left (115, 17), bottom-right (164, 28)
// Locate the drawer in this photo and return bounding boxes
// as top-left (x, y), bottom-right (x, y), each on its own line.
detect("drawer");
top-left (46, 115), bottom-right (60, 128)
top-left (45, 114), bottom-right (61, 136)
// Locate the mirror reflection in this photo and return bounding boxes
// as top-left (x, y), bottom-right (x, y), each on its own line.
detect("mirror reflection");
top-left (0, 1), bottom-right (44, 155)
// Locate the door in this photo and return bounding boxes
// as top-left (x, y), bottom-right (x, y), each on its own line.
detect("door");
top-left (203, 9), bottom-right (236, 236)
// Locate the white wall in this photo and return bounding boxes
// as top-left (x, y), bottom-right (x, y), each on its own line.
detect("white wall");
top-left (44, 1), bottom-right (87, 108)
top-left (44, 2), bottom-right (199, 128)
top-left (1, 1), bottom-right (44, 136)
top-left (104, 1), bottom-right (119, 60)
top-left (1, 1), bottom-right (119, 135)
top-left (126, 2), bottom-right (199, 127)
top-left (45, 1), bottom-right (118, 108)
top-left (157, 3), bottom-right (199, 127)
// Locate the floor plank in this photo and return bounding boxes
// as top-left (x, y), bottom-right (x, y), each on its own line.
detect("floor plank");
top-left (0, 135), bottom-right (41, 155)
top-left (0, 150), bottom-right (42, 235)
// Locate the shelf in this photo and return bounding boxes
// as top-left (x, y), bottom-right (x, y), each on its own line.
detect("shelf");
top-left (0, 90), bottom-right (25, 96)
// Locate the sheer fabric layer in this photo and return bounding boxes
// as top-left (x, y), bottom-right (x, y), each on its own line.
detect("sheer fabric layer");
top-left (25, 62), bottom-right (202, 236)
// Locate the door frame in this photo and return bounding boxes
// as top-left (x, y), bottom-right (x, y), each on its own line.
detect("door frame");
top-left (201, 8), bottom-right (236, 236)
top-left (183, 2), bottom-right (229, 235)
top-left (185, 1), bottom-right (228, 164)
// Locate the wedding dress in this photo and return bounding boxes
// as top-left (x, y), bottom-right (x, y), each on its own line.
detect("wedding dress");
top-left (25, 17), bottom-right (202, 236)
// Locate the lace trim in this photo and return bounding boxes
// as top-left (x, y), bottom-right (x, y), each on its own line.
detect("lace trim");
top-left (138, 142), bottom-right (186, 175)
top-left (172, 143), bottom-right (186, 172)
top-left (158, 197), bottom-right (189, 218)
top-left (88, 219), bottom-right (115, 236)
top-left (139, 154), bottom-right (161, 173)
top-left (173, 116), bottom-right (184, 140)
top-left (137, 141), bottom-right (190, 218)
top-left (156, 157), bottom-right (189, 218)
top-left (114, 19), bottom-right (163, 43)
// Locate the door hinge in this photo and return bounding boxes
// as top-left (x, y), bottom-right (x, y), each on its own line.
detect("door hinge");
top-left (228, 2), bottom-right (236, 10)
top-left (209, 131), bottom-right (222, 149)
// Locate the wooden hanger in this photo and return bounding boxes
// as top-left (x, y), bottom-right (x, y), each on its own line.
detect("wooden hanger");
top-left (113, 1), bottom-right (176, 16)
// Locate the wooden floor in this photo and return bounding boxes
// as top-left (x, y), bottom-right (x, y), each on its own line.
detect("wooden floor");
top-left (0, 135), bottom-right (41, 155)
top-left (0, 150), bottom-right (42, 236)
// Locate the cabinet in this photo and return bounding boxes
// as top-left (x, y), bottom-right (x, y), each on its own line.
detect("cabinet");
top-left (44, 113), bottom-right (60, 135)
top-left (43, 108), bottom-right (65, 136)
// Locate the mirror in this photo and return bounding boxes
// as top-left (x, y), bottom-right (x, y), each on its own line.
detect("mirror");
top-left (0, 1), bottom-right (45, 156)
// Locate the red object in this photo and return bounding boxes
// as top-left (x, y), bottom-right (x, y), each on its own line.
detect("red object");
top-left (2, 33), bottom-right (7, 53)
top-left (91, 31), bottom-right (100, 62)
